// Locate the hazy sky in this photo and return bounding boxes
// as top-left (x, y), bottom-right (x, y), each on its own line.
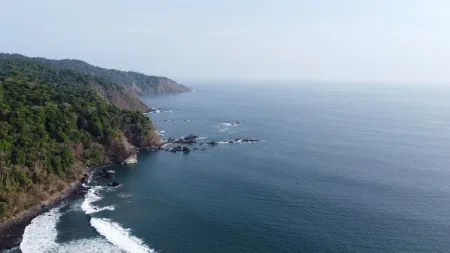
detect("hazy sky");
top-left (1, 0), bottom-right (449, 83)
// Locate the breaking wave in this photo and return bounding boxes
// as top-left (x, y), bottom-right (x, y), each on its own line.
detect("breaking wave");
top-left (20, 207), bottom-right (122, 253)
top-left (81, 186), bottom-right (115, 214)
top-left (90, 218), bottom-right (155, 253)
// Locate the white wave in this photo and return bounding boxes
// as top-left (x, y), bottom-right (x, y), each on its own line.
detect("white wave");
top-left (20, 207), bottom-right (61, 252)
top-left (196, 136), bottom-right (208, 140)
top-left (108, 170), bottom-right (116, 174)
top-left (20, 206), bottom-right (123, 253)
top-left (220, 122), bottom-right (240, 127)
top-left (87, 173), bottom-right (93, 183)
top-left (82, 187), bottom-right (115, 214)
top-left (56, 237), bottom-right (123, 253)
top-left (159, 130), bottom-right (166, 133)
top-left (90, 218), bottom-right (155, 253)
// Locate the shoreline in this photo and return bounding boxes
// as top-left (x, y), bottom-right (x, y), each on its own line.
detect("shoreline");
top-left (0, 146), bottom-right (162, 250)
top-left (0, 166), bottom-right (100, 251)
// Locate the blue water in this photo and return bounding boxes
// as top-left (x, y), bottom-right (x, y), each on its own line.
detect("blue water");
top-left (15, 83), bottom-right (450, 252)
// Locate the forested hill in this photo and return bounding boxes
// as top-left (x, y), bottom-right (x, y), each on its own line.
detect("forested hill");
top-left (0, 58), bottom-right (149, 112)
top-left (0, 53), bottom-right (191, 95)
top-left (0, 59), bottom-right (161, 220)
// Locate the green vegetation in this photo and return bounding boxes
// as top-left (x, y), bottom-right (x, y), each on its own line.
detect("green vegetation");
top-left (0, 59), bottom-right (160, 219)
top-left (0, 53), bottom-right (191, 95)
top-left (0, 56), bottom-right (150, 112)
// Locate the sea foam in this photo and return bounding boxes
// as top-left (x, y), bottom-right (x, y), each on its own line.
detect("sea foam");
top-left (20, 206), bottom-right (121, 253)
top-left (90, 218), bottom-right (155, 253)
top-left (81, 186), bottom-right (115, 214)
top-left (20, 207), bottom-right (61, 252)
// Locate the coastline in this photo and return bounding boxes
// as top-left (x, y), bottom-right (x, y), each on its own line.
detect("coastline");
top-left (0, 166), bottom-right (97, 251)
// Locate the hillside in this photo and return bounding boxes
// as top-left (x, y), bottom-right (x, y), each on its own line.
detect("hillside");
top-left (0, 53), bottom-right (191, 95)
top-left (0, 58), bottom-right (149, 112)
top-left (0, 59), bottom-right (161, 220)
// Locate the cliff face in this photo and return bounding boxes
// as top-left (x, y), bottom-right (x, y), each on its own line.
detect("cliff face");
top-left (129, 76), bottom-right (191, 95)
top-left (96, 86), bottom-right (149, 112)
top-left (0, 53), bottom-right (191, 96)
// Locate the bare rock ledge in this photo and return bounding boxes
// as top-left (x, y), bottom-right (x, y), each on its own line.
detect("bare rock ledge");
top-left (124, 153), bottom-right (138, 164)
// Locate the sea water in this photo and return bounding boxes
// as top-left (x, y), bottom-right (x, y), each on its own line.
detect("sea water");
top-left (15, 83), bottom-right (450, 253)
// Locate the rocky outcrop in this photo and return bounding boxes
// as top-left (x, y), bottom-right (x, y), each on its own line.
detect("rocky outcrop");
top-left (235, 138), bottom-right (259, 143)
top-left (166, 146), bottom-right (191, 153)
top-left (107, 181), bottom-right (120, 187)
top-left (124, 154), bottom-right (138, 164)
top-left (205, 141), bottom-right (219, 146)
top-left (167, 135), bottom-right (198, 145)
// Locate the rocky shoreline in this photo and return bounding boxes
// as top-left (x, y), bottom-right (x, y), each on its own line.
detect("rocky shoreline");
top-left (0, 131), bottom-right (260, 250)
top-left (0, 164), bottom-right (106, 251)
top-left (0, 181), bottom-right (86, 250)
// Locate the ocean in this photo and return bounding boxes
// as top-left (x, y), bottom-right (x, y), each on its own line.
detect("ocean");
top-left (8, 83), bottom-right (450, 253)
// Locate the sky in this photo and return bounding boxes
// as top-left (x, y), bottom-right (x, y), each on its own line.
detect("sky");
top-left (1, 0), bottom-right (449, 84)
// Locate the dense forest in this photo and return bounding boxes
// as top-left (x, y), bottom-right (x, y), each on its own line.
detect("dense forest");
top-left (0, 53), bottom-right (191, 95)
top-left (0, 59), bottom-right (161, 220)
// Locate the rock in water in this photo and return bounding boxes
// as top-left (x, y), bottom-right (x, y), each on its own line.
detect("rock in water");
top-left (124, 153), bottom-right (138, 164)
top-left (108, 181), bottom-right (120, 187)
top-left (184, 135), bottom-right (198, 142)
top-left (206, 141), bottom-right (218, 146)
top-left (182, 147), bottom-right (191, 153)
top-left (168, 135), bottom-right (198, 145)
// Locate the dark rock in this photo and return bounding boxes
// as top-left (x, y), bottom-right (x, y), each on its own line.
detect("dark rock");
top-left (167, 135), bottom-right (198, 145)
top-left (182, 147), bottom-right (191, 153)
top-left (206, 141), bottom-right (218, 146)
top-left (96, 168), bottom-right (113, 179)
top-left (184, 135), bottom-right (198, 141)
top-left (168, 146), bottom-right (185, 153)
top-left (81, 173), bottom-right (89, 184)
top-left (201, 148), bottom-right (207, 151)
top-left (193, 148), bottom-right (199, 150)
top-left (107, 181), bottom-right (120, 187)
top-left (228, 141), bottom-right (234, 144)
top-left (234, 138), bottom-right (259, 143)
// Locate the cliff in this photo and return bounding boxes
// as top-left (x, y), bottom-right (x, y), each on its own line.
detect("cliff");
top-left (0, 53), bottom-right (191, 96)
